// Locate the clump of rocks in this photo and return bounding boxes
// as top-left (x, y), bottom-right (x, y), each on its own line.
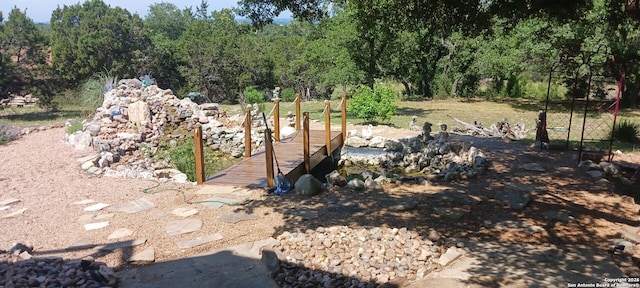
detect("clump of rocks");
top-left (66, 79), bottom-right (267, 181)
top-left (0, 243), bottom-right (117, 288)
top-left (340, 122), bottom-right (489, 182)
top-left (270, 226), bottom-right (464, 287)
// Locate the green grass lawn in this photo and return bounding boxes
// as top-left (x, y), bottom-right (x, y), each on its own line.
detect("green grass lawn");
top-left (0, 105), bottom-right (90, 127)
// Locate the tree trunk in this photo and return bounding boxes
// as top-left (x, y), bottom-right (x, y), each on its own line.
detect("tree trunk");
top-left (367, 37), bottom-right (375, 90)
top-left (401, 80), bottom-right (411, 96)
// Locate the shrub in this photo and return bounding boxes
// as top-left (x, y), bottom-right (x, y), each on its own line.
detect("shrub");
top-left (613, 119), bottom-right (640, 143)
top-left (167, 138), bottom-right (198, 182)
top-left (244, 86), bottom-right (265, 104)
top-left (66, 119), bottom-right (83, 134)
top-left (350, 84), bottom-right (398, 123)
top-left (80, 73), bottom-right (118, 111)
top-left (281, 87), bottom-right (296, 102)
top-left (0, 122), bottom-right (21, 145)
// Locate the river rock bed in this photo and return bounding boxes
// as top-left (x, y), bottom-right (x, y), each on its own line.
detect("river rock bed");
top-left (271, 226), bottom-right (463, 287)
top-left (0, 244), bottom-right (117, 288)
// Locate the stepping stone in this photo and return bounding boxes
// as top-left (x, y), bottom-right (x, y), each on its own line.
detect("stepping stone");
top-left (72, 199), bottom-right (95, 205)
top-left (78, 214), bottom-right (95, 224)
top-left (76, 153), bottom-right (100, 164)
top-left (128, 247), bottom-right (155, 264)
top-left (95, 213), bottom-right (115, 221)
top-left (112, 198), bottom-right (155, 214)
top-left (542, 211), bottom-right (575, 222)
top-left (95, 238), bottom-right (147, 252)
top-left (66, 238), bottom-right (95, 251)
top-left (505, 182), bottom-right (536, 192)
top-left (84, 221), bottom-right (109, 231)
top-left (611, 239), bottom-right (634, 253)
top-left (171, 207), bottom-right (199, 218)
top-left (1, 208), bottom-right (28, 219)
top-left (0, 206), bottom-right (9, 211)
top-left (380, 198), bottom-right (418, 211)
top-left (620, 225), bottom-right (640, 244)
top-left (166, 219), bottom-right (202, 236)
top-left (438, 247), bottom-right (462, 267)
top-left (494, 190), bottom-right (530, 210)
top-left (520, 163), bottom-right (546, 172)
top-left (220, 212), bottom-right (257, 223)
top-left (327, 200), bottom-right (364, 213)
top-left (433, 207), bottom-right (467, 220)
top-left (285, 207), bottom-right (318, 220)
top-left (433, 190), bottom-right (480, 205)
top-left (484, 214), bottom-right (544, 234)
top-left (108, 228), bottom-right (135, 239)
top-left (178, 233), bottom-right (223, 249)
top-left (0, 198), bottom-right (20, 206)
top-left (201, 197), bottom-right (242, 210)
top-left (84, 203), bottom-right (109, 212)
top-left (195, 185), bottom-right (253, 197)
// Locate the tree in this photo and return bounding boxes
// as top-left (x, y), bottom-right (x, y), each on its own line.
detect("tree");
top-left (50, 0), bottom-right (146, 86)
top-left (140, 2), bottom-right (193, 89)
top-left (0, 8), bottom-right (47, 99)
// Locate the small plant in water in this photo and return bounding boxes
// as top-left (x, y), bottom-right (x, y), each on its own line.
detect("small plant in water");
top-left (0, 122), bottom-right (21, 145)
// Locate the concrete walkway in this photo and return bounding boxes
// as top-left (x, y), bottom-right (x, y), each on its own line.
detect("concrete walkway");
top-left (117, 238), bottom-right (279, 288)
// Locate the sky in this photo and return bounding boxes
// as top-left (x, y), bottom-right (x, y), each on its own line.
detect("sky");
top-left (0, 0), bottom-right (284, 23)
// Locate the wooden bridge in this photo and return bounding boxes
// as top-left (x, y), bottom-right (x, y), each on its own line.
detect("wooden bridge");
top-left (193, 95), bottom-right (347, 188)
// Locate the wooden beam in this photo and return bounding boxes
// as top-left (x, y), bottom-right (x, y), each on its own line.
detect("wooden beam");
top-left (341, 94), bottom-right (347, 144)
top-left (324, 100), bottom-right (331, 155)
top-left (244, 108), bottom-right (251, 158)
top-left (274, 98), bottom-right (280, 142)
top-left (303, 112), bottom-right (310, 173)
top-left (295, 93), bottom-right (301, 130)
top-left (194, 125), bottom-right (205, 185)
top-left (265, 129), bottom-right (274, 188)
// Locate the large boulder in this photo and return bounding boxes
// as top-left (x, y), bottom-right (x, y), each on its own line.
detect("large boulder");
top-left (325, 170), bottom-right (347, 186)
top-left (128, 101), bottom-right (151, 128)
top-left (295, 174), bottom-right (323, 197)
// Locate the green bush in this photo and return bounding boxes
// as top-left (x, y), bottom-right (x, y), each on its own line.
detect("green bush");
top-left (80, 73), bottom-right (117, 110)
top-left (66, 119), bottom-right (83, 134)
top-left (244, 86), bottom-right (265, 104)
top-left (0, 122), bottom-right (21, 145)
top-left (167, 138), bottom-right (198, 182)
top-left (281, 87), bottom-right (296, 102)
top-left (613, 119), bottom-right (640, 143)
top-left (350, 84), bottom-right (398, 123)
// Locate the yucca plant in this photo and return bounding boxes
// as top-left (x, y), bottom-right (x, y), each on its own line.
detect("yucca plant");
top-left (613, 119), bottom-right (640, 143)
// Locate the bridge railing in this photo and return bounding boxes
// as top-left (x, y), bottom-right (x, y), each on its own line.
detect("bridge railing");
top-left (193, 94), bottom-right (347, 186)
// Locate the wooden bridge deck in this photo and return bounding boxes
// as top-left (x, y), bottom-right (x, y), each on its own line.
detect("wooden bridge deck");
top-left (204, 130), bottom-right (343, 188)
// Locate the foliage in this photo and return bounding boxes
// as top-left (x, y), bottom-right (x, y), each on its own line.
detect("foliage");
top-left (350, 84), bottom-right (398, 123)
top-left (166, 138), bottom-right (198, 182)
top-left (281, 87), bottom-right (296, 102)
top-left (80, 73), bottom-right (116, 110)
top-left (66, 119), bottom-right (83, 134)
top-left (613, 119), bottom-right (640, 143)
top-left (243, 86), bottom-right (265, 104)
top-left (0, 122), bottom-right (21, 144)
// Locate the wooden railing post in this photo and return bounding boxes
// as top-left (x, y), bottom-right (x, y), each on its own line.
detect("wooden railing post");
top-left (341, 94), bottom-right (347, 144)
top-left (274, 98), bottom-right (280, 142)
top-left (265, 129), bottom-right (274, 188)
top-left (303, 112), bottom-right (310, 173)
top-left (295, 93), bottom-right (301, 130)
top-left (194, 125), bottom-right (205, 185)
top-left (244, 108), bottom-right (252, 158)
top-left (324, 100), bottom-right (331, 155)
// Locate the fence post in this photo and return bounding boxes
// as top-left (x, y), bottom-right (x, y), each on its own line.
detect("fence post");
top-left (303, 112), bottom-right (310, 173)
top-left (295, 93), bottom-right (301, 131)
top-left (194, 125), bottom-right (205, 185)
top-left (341, 94), bottom-right (347, 144)
top-left (244, 108), bottom-right (252, 158)
top-left (265, 129), bottom-right (274, 188)
top-left (274, 98), bottom-right (280, 142)
top-left (325, 100), bottom-right (331, 155)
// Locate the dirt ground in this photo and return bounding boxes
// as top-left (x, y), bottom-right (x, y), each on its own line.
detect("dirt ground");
top-left (1, 123), bottom-right (640, 279)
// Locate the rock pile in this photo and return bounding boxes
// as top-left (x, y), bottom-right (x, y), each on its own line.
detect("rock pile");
top-left (0, 243), bottom-right (117, 288)
top-left (270, 226), bottom-right (463, 287)
top-left (67, 79), bottom-right (267, 181)
top-left (340, 123), bottom-right (488, 182)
